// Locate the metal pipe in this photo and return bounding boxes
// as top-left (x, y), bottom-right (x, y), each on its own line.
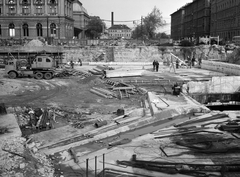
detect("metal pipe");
top-left (103, 153), bottom-right (105, 177)
top-left (95, 156), bottom-right (97, 177)
top-left (86, 158), bottom-right (89, 177)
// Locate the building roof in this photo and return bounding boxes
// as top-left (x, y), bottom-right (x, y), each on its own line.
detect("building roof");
top-left (73, 0), bottom-right (88, 14)
top-left (170, 7), bottom-right (184, 16)
top-left (108, 24), bottom-right (131, 30)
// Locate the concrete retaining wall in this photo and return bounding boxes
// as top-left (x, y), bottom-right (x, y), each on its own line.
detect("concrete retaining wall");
top-left (202, 60), bottom-right (240, 76)
top-left (63, 46), bottom-right (163, 63)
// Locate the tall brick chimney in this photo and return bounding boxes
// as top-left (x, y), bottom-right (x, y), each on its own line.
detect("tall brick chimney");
top-left (111, 12), bottom-right (114, 27)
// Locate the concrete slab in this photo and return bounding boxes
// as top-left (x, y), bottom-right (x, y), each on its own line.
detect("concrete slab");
top-left (0, 114), bottom-right (22, 139)
top-left (187, 76), bottom-right (240, 94)
top-left (30, 124), bottom-right (95, 147)
top-left (147, 92), bottom-right (210, 117)
top-left (106, 69), bottom-right (145, 78)
top-left (62, 132), bottom-right (232, 177)
top-left (61, 134), bottom-right (191, 177)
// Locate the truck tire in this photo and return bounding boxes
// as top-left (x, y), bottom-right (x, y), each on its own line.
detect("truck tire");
top-left (8, 71), bottom-right (17, 79)
top-left (34, 72), bottom-right (43, 79)
top-left (44, 72), bottom-right (53, 80)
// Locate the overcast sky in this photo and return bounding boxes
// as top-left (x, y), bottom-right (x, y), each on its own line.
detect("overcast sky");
top-left (79, 0), bottom-right (191, 34)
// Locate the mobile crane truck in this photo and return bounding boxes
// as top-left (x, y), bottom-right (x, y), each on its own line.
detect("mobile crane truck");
top-left (5, 54), bottom-right (56, 80)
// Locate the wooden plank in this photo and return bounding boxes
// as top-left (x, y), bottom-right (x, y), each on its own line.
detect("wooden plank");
top-left (113, 87), bottom-right (134, 90)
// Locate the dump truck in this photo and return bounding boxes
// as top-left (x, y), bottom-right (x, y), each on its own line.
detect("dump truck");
top-left (5, 54), bottom-right (56, 80)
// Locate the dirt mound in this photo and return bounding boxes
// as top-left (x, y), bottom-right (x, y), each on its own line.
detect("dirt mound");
top-left (24, 39), bottom-right (44, 47)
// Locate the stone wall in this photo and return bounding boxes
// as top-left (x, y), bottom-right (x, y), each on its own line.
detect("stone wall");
top-left (62, 45), bottom-right (222, 63)
top-left (62, 46), bottom-right (164, 63)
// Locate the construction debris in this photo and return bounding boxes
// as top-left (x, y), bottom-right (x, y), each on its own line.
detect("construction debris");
top-left (108, 138), bottom-right (132, 149)
top-left (0, 103), bottom-right (7, 115)
top-left (0, 126), bottom-right (10, 134)
top-left (0, 137), bottom-right (54, 177)
top-left (68, 147), bottom-right (79, 163)
top-left (95, 120), bottom-right (107, 128)
top-left (117, 154), bottom-right (240, 176)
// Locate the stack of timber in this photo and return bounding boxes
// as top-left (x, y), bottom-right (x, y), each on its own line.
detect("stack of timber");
top-left (90, 80), bottom-right (147, 99)
top-left (105, 69), bottom-right (145, 78)
top-left (90, 87), bottom-right (117, 99)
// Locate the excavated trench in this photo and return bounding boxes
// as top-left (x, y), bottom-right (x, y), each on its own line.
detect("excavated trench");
top-left (191, 93), bottom-right (240, 111)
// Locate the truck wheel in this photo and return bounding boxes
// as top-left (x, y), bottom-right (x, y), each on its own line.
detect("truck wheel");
top-left (35, 72), bottom-right (43, 79)
top-left (8, 71), bottom-right (17, 79)
top-left (44, 72), bottom-right (53, 80)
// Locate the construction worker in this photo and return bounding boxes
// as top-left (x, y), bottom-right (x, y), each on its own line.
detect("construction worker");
top-left (155, 60), bottom-right (159, 72)
top-left (70, 60), bottom-right (74, 69)
top-left (187, 56), bottom-right (191, 68)
top-left (78, 58), bottom-right (82, 66)
top-left (176, 59), bottom-right (179, 69)
top-left (152, 60), bottom-right (156, 71)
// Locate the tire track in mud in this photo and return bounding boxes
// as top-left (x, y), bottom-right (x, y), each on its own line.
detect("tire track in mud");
top-left (0, 79), bottom-right (68, 107)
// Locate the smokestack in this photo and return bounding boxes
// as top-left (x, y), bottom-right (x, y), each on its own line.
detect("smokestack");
top-left (111, 12), bottom-right (114, 27)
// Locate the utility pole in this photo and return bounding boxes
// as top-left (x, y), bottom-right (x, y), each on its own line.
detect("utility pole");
top-left (141, 16), bottom-right (143, 42)
top-left (19, 23), bottom-right (22, 45)
top-left (47, 15), bottom-right (49, 44)
top-left (58, 15), bottom-right (60, 41)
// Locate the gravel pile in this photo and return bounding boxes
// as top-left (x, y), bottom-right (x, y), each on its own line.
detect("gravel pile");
top-left (0, 137), bottom-right (54, 177)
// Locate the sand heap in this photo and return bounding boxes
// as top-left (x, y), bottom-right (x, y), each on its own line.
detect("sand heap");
top-left (24, 39), bottom-right (45, 47)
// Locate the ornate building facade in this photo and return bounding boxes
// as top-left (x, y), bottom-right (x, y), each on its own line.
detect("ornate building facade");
top-left (73, 0), bottom-right (89, 39)
top-left (0, 0), bottom-right (75, 40)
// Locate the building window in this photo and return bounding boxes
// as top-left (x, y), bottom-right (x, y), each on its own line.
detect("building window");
top-left (8, 0), bottom-right (16, 4)
top-left (34, 0), bottom-right (44, 5)
top-left (50, 23), bottom-right (56, 37)
top-left (36, 5), bottom-right (43, 15)
top-left (21, 0), bottom-right (30, 5)
top-left (8, 5), bottom-right (16, 14)
top-left (50, 5), bottom-right (57, 15)
top-left (36, 23), bottom-right (42, 36)
top-left (22, 6), bottom-right (29, 15)
top-left (23, 23), bottom-right (29, 36)
top-left (48, 0), bottom-right (57, 5)
top-left (9, 23), bottom-right (15, 37)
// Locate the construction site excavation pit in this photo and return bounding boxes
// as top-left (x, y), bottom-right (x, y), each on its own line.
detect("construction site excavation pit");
top-left (2, 42), bottom-right (240, 177)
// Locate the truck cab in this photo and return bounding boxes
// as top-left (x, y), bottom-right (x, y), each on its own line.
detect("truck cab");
top-left (5, 55), bottom-right (55, 80)
top-left (31, 55), bottom-right (54, 69)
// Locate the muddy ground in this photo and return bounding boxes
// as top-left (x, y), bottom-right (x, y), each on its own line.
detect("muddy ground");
top-left (0, 68), bottom-right (144, 133)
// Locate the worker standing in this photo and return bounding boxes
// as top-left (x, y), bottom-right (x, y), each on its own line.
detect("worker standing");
top-left (187, 56), bottom-right (191, 69)
top-left (70, 60), bottom-right (74, 69)
top-left (78, 58), bottom-right (82, 66)
top-left (176, 59), bottom-right (179, 69)
top-left (152, 60), bottom-right (156, 71)
top-left (155, 60), bottom-right (159, 72)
